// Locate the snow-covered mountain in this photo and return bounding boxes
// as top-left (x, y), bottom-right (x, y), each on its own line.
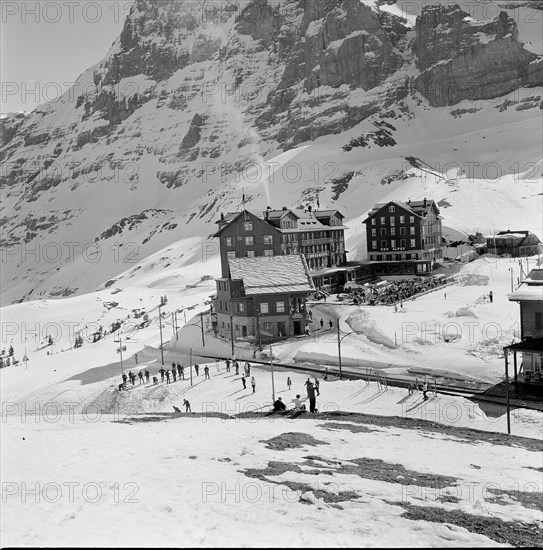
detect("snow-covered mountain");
top-left (1, 0), bottom-right (542, 305)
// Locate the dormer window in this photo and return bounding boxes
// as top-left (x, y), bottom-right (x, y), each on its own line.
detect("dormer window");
top-left (389, 205), bottom-right (395, 213)
top-left (244, 222), bottom-right (253, 231)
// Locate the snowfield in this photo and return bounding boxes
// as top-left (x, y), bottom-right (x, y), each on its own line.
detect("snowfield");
top-left (1, 255), bottom-right (542, 547)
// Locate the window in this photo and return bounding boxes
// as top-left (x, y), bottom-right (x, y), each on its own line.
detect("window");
top-left (400, 239), bottom-right (406, 248)
top-left (264, 249), bottom-right (274, 257)
top-left (386, 254), bottom-right (392, 261)
top-left (225, 237), bottom-right (235, 247)
top-left (244, 222), bottom-right (253, 231)
top-left (409, 216), bottom-right (415, 223)
top-left (227, 251), bottom-right (236, 260)
top-left (389, 205), bottom-right (395, 213)
top-left (391, 228), bottom-right (396, 236)
top-left (391, 240), bottom-right (396, 249)
top-left (371, 218), bottom-right (376, 226)
top-left (245, 236), bottom-right (254, 245)
top-left (381, 240), bottom-right (387, 249)
top-left (410, 239), bottom-right (416, 248)
top-left (371, 229), bottom-right (376, 237)
top-left (381, 228), bottom-right (386, 236)
top-left (372, 240), bottom-right (377, 249)
top-left (400, 227), bottom-right (406, 235)
top-left (400, 216), bottom-right (405, 224)
top-left (536, 312), bottom-right (542, 331)
top-left (380, 216), bottom-right (385, 225)
top-left (236, 303), bottom-right (244, 312)
top-left (390, 218), bottom-right (395, 226)
top-left (260, 303), bottom-right (269, 314)
top-left (410, 226), bottom-right (415, 235)
top-left (246, 250), bottom-right (255, 258)
top-left (276, 302), bottom-right (285, 313)
top-left (263, 235), bottom-right (273, 244)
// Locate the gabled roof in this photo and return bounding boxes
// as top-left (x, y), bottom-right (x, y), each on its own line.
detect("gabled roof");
top-left (314, 210), bottom-right (345, 218)
top-left (228, 255), bottom-right (314, 295)
top-left (263, 209), bottom-right (300, 220)
top-left (213, 210), bottom-right (259, 237)
top-left (363, 200), bottom-right (438, 223)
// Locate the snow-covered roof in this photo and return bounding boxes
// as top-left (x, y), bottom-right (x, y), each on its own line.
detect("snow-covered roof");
top-left (228, 255), bottom-right (314, 295)
top-left (509, 268), bottom-right (543, 302)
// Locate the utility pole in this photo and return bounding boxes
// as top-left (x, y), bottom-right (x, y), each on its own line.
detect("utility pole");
top-left (504, 349), bottom-right (511, 435)
top-left (510, 267), bottom-right (513, 293)
top-left (230, 314), bottom-right (235, 357)
top-left (189, 347), bottom-right (193, 386)
top-left (174, 311), bottom-right (178, 340)
top-left (201, 311), bottom-right (205, 347)
top-left (270, 343), bottom-right (276, 404)
top-left (158, 304), bottom-right (164, 366)
top-left (337, 318), bottom-right (343, 381)
top-left (255, 300), bottom-right (262, 351)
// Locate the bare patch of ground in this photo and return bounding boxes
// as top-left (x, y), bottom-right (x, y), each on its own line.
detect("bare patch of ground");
top-left (319, 422), bottom-right (378, 434)
top-left (486, 488), bottom-right (543, 512)
top-left (390, 501), bottom-right (543, 547)
top-left (260, 432), bottom-right (329, 451)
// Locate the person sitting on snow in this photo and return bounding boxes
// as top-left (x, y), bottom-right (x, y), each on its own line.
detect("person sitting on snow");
top-left (272, 397), bottom-right (286, 412)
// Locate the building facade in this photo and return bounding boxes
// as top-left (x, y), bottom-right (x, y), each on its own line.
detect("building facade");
top-left (507, 266), bottom-right (543, 385)
top-left (214, 207), bottom-right (356, 292)
top-left (481, 231), bottom-right (541, 257)
top-left (212, 255), bottom-right (313, 345)
top-left (363, 199), bottom-right (443, 274)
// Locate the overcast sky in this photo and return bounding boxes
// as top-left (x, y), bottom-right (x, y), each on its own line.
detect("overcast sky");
top-left (1, 1), bottom-right (129, 114)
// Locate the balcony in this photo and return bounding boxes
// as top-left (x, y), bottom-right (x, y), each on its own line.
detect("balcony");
top-left (304, 251), bottom-right (329, 259)
top-left (301, 238), bottom-right (330, 246)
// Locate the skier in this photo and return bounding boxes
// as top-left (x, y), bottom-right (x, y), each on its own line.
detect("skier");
top-left (328, 319), bottom-right (333, 329)
top-left (138, 371), bottom-right (144, 384)
top-left (179, 365), bottom-right (185, 380)
top-left (159, 367), bottom-right (165, 382)
top-left (172, 368), bottom-right (177, 382)
top-left (241, 374), bottom-right (247, 389)
top-left (152, 376), bottom-right (159, 385)
top-left (251, 376), bottom-right (256, 393)
top-left (145, 370), bottom-right (150, 384)
top-left (320, 318), bottom-right (324, 328)
top-left (135, 353), bottom-right (138, 364)
top-left (122, 373), bottom-right (128, 386)
top-left (176, 363), bottom-right (182, 379)
top-left (165, 370), bottom-right (171, 384)
top-left (287, 376), bottom-right (292, 390)
top-left (183, 399), bottom-right (191, 413)
top-left (173, 406), bottom-right (181, 413)
top-left (204, 365), bottom-right (210, 380)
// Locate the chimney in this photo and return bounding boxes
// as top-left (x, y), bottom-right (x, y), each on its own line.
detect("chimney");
top-left (308, 205), bottom-right (312, 212)
top-left (423, 198), bottom-right (427, 207)
top-left (282, 206), bottom-right (287, 210)
top-left (264, 210), bottom-right (269, 220)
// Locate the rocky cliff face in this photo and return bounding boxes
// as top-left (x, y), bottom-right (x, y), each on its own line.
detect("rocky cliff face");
top-left (413, 4), bottom-right (542, 106)
top-left (0, 0), bottom-right (542, 304)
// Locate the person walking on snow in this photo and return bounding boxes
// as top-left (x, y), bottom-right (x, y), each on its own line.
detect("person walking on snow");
top-left (241, 375), bottom-right (247, 389)
top-left (145, 370), bottom-right (150, 384)
top-left (165, 370), bottom-right (171, 384)
top-left (138, 371), bottom-right (144, 384)
top-left (422, 381), bottom-right (429, 401)
top-left (226, 359), bottom-right (231, 372)
top-left (159, 367), bottom-right (165, 382)
top-left (204, 365), bottom-right (210, 380)
top-left (194, 364), bottom-right (199, 376)
top-left (287, 376), bottom-right (292, 390)
top-left (172, 368), bottom-right (177, 382)
top-left (176, 363), bottom-right (182, 379)
top-left (251, 376), bottom-right (256, 393)
top-left (320, 318), bottom-right (324, 329)
top-left (329, 319), bottom-right (333, 329)
top-left (489, 290), bottom-right (493, 303)
top-left (314, 378), bottom-right (320, 396)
